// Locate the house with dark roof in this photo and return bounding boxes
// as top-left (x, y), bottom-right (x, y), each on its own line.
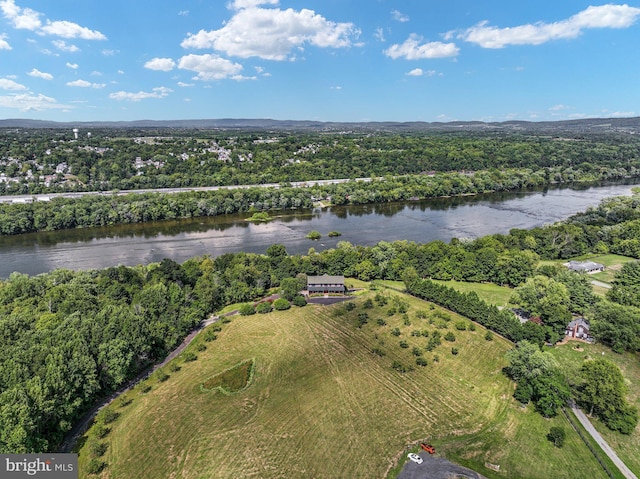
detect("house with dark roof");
top-left (565, 317), bottom-right (592, 341)
top-left (306, 275), bottom-right (345, 294)
top-left (565, 261), bottom-right (605, 273)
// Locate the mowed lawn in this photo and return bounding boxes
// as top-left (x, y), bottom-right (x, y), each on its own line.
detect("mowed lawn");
top-left (80, 291), bottom-right (607, 479)
top-left (548, 342), bottom-right (640, 477)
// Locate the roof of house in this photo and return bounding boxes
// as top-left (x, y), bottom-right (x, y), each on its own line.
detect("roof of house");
top-left (307, 275), bottom-right (345, 285)
top-left (567, 317), bottom-right (590, 329)
top-left (567, 261), bottom-right (604, 271)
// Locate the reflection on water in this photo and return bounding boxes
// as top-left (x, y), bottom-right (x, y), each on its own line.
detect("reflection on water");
top-left (1, 180), bottom-right (638, 278)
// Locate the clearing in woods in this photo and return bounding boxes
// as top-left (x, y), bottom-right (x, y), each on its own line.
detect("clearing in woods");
top-left (78, 289), bottom-right (609, 479)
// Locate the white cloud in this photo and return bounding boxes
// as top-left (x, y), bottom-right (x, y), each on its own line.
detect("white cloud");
top-left (90, 71), bottom-right (102, 76)
top-left (549, 104), bottom-right (570, 111)
top-left (0, 0), bottom-right (41, 30)
top-left (117, 69), bottom-right (124, 74)
top-left (28, 68), bottom-right (53, 80)
top-left (109, 86), bottom-right (172, 102)
top-left (374, 27), bottom-right (385, 42)
top-left (66, 79), bottom-right (106, 88)
top-left (1, 0), bottom-right (106, 39)
top-left (66, 62), bottom-right (78, 69)
top-left (178, 10), bottom-right (189, 16)
top-left (102, 49), bottom-right (117, 56)
top-left (230, 0), bottom-right (279, 10)
top-left (0, 77), bottom-right (27, 90)
top-left (459, 4), bottom-right (640, 48)
top-left (384, 34), bottom-right (459, 59)
top-left (144, 57), bottom-right (176, 71)
top-left (0, 92), bottom-right (68, 111)
top-left (181, 7), bottom-right (358, 60)
top-left (178, 53), bottom-right (244, 80)
top-left (177, 81), bottom-right (194, 87)
top-left (406, 68), bottom-right (439, 77)
top-left (391, 9), bottom-right (409, 23)
top-left (0, 33), bottom-right (11, 49)
top-left (52, 39), bottom-right (79, 52)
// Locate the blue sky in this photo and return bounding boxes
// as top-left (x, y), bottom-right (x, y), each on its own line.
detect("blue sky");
top-left (1, 0), bottom-right (639, 122)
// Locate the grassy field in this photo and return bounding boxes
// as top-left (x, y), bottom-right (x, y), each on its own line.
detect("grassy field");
top-left (548, 342), bottom-right (640, 476)
top-left (78, 290), bottom-right (610, 479)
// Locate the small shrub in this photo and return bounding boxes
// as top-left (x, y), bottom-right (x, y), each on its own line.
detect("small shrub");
top-left (273, 298), bottom-right (291, 310)
top-left (363, 298), bottom-right (374, 309)
top-left (387, 307), bottom-right (396, 316)
top-left (421, 330), bottom-right (429, 337)
top-left (99, 408), bottom-right (119, 425)
top-left (140, 384), bottom-right (152, 393)
top-left (399, 340), bottom-right (409, 348)
top-left (391, 327), bottom-right (401, 337)
top-left (444, 332), bottom-right (456, 342)
top-left (204, 329), bottom-right (218, 342)
top-left (212, 326), bottom-right (222, 332)
top-left (156, 370), bottom-right (170, 382)
top-left (376, 318), bottom-right (387, 326)
top-left (412, 347), bottom-right (422, 357)
top-left (415, 310), bottom-right (427, 319)
top-left (357, 312), bottom-right (369, 328)
top-left (196, 343), bottom-right (207, 352)
top-left (469, 323), bottom-right (477, 331)
top-left (93, 424), bottom-right (110, 439)
top-left (433, 355), bottom-right (440, 363)
top-left (416, 357), bottom-right (428, 367)
top-left (239, 303), bottom-right (256, 315)
top-left (328, 231), bottom-right (342, 237)
top-left (221, 317), bottom-right (232, 324)
top-left (256, 301), bottom-right (273, 314)
top-left (391, 361), bottom-right (413, 373)
top-left (118, 397), bottom-right (132, 408)
top-left (403, 314), bottom-right (411, 326)
top-left (485, 331), bottom-right (494, 341)
top-left (292, 295), bottom-right (307, 307)
top-left (86, 458), bottom-right (106, 475)
top-left (306, 230), bottom-right (322, 240)
top-left (372, 347), bottom-right (386, 357)
top-left (455, 321), bottom-right (467, 331)
top-left (345, 302), bottom-right (356, 312)
top-left (451, 347), bottom-right (459, 355)
top-left (183, 351), bottom-right (197, 362)
top-left (411, 330), bottom-right (421, 337)
top-left (547, 427), bottom-right (566, 447)
top-left (88, 440), bottom-right (108, 457)
top-left (374, 293), bottom-right (388, 306)
top-left (168, 363), bottom-right (181, 373)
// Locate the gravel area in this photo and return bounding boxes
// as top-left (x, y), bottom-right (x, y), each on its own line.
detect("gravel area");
top-left (397, 453), bottom-right (488, 479)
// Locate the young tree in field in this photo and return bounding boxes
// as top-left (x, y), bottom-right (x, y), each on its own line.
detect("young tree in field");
top-left (547, 426), bottom-right (566, 447)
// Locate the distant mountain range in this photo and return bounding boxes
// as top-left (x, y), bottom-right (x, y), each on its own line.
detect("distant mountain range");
top-left (1, 116), bottom-right (640, 133)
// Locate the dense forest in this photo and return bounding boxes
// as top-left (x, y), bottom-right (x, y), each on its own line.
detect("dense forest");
top-left (0, 194), bottom-right (639, 453)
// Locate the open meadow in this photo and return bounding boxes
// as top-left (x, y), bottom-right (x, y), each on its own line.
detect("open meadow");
top-left (78, 289), bottom-right (610, 479)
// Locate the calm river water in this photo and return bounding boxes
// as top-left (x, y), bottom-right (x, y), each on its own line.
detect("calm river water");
top-left (2, 181), bottom-right (638, 278)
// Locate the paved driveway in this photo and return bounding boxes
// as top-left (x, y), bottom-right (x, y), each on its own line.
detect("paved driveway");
top-left (397, 453), bottom-right (487, 479)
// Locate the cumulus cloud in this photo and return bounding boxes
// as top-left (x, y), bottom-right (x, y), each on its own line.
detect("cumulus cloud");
top-left (177, 81), bottom-right (194, 87)
top-left (66, 79), bottom-right (105, 88)
top-left (66, 62), bottom-right (78, 69)
top-left (0, 92), bottom-right (68, 111)
top-left (181, 7), bottom-right (358, 60)
top-left (109, 86), bottom-right (173, 102)
top-left (0, 77), bottom-right (27, 90)
top-left (28, 68), bottom-right (53, 80)
top-left (458, 4), bottom-right (640, 48)
top-left (0, 0), bottom-right (106, 39)
top-left (406, 68), bottom-right (440, 77)
top-left (384, 34), bottom-right (459, 59)
top-left (144, 57), bottom-right (176, 71)
top-left (391, 9), bottom-right (409, 23)
top-left (52, 39), bottom-right (79, 52)
top-left (177, 53), bottom-right (245, 80)
top-left (0, 33), bottom-right (10, 49)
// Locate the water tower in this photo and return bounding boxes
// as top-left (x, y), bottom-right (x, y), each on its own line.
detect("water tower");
top-left (72, 128), bottom-right (79, 140)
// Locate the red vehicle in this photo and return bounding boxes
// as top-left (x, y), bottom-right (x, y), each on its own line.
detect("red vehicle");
top-left (420, 443), bottom-right (435, 454)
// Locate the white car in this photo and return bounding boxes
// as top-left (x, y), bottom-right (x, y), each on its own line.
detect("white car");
top-left (407, 453), bottom-right (423, 464)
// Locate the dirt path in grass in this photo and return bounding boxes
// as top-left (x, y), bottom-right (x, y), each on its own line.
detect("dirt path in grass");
top-left (570, 405), bottom-right (638, 479)
top-left (590, 280), bottom-right (612, 289)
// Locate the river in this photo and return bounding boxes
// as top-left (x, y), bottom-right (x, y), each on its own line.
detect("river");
top-left (1, 181), bottom-right (637, 278)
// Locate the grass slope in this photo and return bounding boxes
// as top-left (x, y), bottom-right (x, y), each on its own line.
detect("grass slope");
top-left (79, 291), bottom-right (608, 479)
